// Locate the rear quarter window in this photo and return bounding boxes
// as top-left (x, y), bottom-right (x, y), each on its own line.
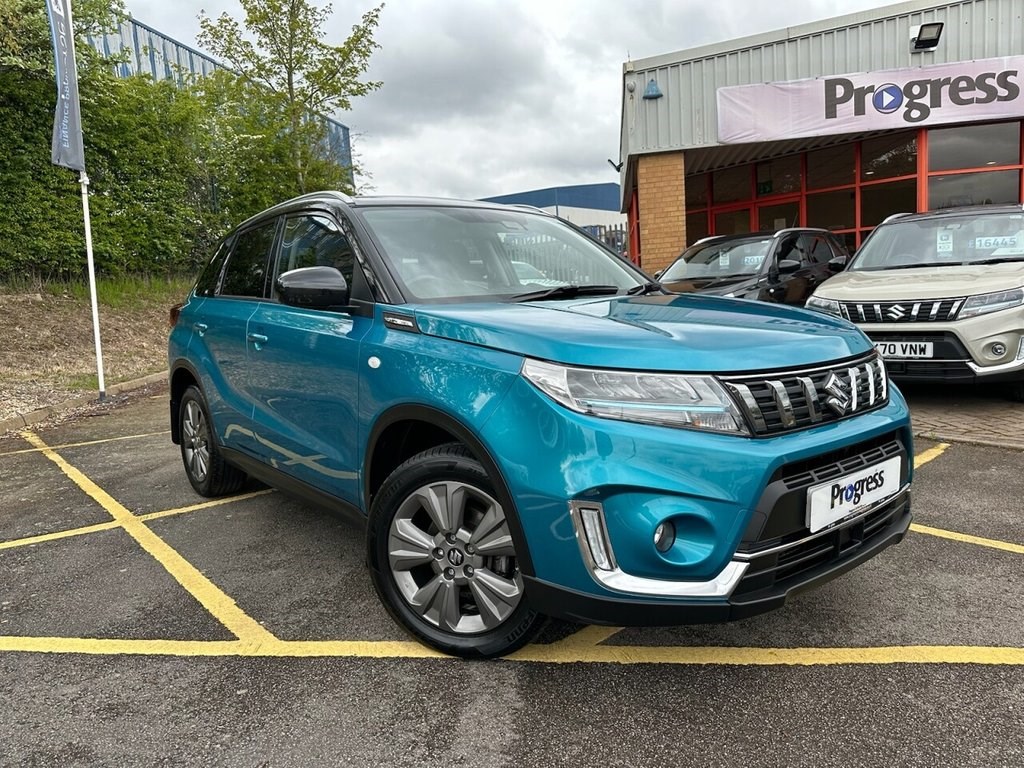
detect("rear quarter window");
top-left (194, 238), bottom-right (232, 297)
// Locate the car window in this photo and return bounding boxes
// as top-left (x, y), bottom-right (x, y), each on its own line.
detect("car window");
top-left (276, 215), bottom-right (355, 292)
top-left (220, 222), bottom-right (277, 297)
top-left (662, 238), bottom-right (772, 280)
top-left (359, 206), bottom-right (643, 301)
top-left (194, 237), bottom-right (232, 297)
top-left (808, 237), bottom-right (834, 264)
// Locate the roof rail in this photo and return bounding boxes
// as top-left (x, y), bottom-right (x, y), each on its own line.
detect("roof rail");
top-left (505, 203), bottom-right (552, 215)
top-left (882, 212), bottom-right (913, 224)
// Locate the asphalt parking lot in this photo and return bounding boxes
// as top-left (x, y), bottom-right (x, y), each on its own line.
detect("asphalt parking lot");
top-left (1, 388), bottom-right (1022, 767)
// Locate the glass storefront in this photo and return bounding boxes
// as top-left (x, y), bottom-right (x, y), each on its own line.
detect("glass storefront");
top-left (683, 120), bottom-right (1024, 248)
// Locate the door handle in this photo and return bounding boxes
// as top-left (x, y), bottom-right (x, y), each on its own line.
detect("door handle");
top-left (194, 323), bottom-right (208, 336)
top-left (247, 332), bottom-right (268, 350)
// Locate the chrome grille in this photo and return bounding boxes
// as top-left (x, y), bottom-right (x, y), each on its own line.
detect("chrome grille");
top-left (839, 299), bottom-right (964, 323)
top-left (722, 355), bottom-right (888, 437)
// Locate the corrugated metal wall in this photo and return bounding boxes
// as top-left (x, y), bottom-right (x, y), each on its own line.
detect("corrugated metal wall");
top-left (622, 0), bottom-right (1024, 156)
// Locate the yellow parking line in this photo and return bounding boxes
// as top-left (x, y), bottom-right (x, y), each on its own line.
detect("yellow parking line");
top-left (0, 490), bottom-right (276, 552)
top-left (0, 636), bottom-right (445, 659)
top-left (914, 442), bottom-right (950, 469)
top-left (0, 520), bottom-right (122, 551)
top-left (139, 489), bottom-right (276, 523)
top-left (911, 523), bottom-right (1024, 555)
top-left (0, 635), bottom-right (1020, 664)
top-left (0, 431), bottom-right (171, 457)
top-left (19, 430), bottom-right (276, 645)
top-left (509, 643), bottom-right (1024, 666)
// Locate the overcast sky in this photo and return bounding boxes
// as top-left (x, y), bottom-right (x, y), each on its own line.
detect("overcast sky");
top-left (124, 0), bottom-right (889, 199)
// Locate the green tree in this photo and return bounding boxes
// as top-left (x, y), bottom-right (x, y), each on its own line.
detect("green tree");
top-left (198, 0), bottom-right (383, 194)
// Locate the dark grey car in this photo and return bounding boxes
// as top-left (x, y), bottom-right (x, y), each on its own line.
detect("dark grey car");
top-left (658, 228), bottom-right (849, 306)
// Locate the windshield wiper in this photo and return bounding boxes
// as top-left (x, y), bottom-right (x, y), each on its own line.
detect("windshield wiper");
top-left (509, 284), bottom-right (621, 302)
top-left (872, 261), bottom-right (958, 270)
top-left (965, 257), bottom-right (1024, 266)
top-left (626, 281), bottom-right (667, 296)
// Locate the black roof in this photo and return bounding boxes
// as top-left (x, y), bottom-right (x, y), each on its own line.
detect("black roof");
top-left (883, 203), bottom-right (1024, 224)
top-left (232, 191), bottom-right (550, 231)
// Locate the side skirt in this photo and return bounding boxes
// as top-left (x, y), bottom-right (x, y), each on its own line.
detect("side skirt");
top-left (220, 446), bottom-right (367, 530)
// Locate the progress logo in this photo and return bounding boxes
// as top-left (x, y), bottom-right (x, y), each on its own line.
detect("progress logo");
top-left (824, 70), bottom-right (1020, 123)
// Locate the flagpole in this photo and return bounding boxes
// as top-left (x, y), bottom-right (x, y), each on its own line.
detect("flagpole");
top-left (79, 170), bottom-right (106, 400)
top-left (46, 0), bottom-right (106, 403)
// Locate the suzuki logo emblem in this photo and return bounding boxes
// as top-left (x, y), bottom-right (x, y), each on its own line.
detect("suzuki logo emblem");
top-left (886, 304), bottom-right (907, 321)
top-left (823, 372), bottom-right (852, 416)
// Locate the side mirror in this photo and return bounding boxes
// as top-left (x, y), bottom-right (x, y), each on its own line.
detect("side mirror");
top-left (654, 269), bottom-right (663, 279)
top-left (827, 255), bottom-right (849, 273)
top-left (277, 266), bottom-right (350, 310)
top-left (777, 258), bottom-right (801, 274)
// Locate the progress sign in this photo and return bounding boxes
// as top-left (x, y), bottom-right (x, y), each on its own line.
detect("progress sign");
top-left (717, 56), bottom-right (1024, 144)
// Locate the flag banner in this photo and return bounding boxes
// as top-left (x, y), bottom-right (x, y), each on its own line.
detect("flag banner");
top-left (717, 56), bottom-right (1024, 144)
top-left (46, 0), bottom-right (86, 171)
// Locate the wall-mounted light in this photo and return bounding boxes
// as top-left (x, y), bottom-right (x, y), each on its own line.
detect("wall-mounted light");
top-left (642, 78), bottom-right (663, 100)
top-left (910, 22), bottom-right (943, 52)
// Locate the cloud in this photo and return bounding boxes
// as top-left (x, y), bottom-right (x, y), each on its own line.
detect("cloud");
top-left (123, 0), bottom-right (892, 199)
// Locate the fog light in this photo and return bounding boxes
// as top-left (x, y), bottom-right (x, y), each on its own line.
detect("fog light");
top-left (991, 342), bottom-right (1007, 358)
top-left (654, 521), bottom-right (676, 553)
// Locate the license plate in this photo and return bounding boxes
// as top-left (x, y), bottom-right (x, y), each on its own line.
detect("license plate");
top-left (873, 341), bottom-right (933, 359)
top-left (806, 456), bottom-right (902, 534)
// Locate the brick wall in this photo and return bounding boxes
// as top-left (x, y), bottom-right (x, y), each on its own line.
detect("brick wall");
top-left (637, 152), bottom-right (686, 275)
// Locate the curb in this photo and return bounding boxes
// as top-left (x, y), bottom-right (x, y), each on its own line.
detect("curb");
top-left (0, 371), bottom-right (167, 435)
top-left (912, 430), bottom-right (1024, 452)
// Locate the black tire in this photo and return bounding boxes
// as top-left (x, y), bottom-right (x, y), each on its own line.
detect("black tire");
top-left (178, 385), bottom-right (246, 497)
top-left (366, 443), bottom-right (545, 658)
top-left (1008, 381), bottom-right (1024, 403)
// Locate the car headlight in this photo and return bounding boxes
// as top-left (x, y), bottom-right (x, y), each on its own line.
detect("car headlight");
top-left (959, 288), bottom-right (1024, 319)
top-left (521, 359), bottom-right (749, 435)
top-left (805, 296), bottom-right (841, 316)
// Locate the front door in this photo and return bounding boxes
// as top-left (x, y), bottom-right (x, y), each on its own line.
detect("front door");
top-left (246, 213), bottom-right (371, 504)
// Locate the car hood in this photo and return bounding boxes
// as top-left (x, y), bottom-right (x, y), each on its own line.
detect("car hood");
top-left (815, 262), bottom-right (1024, 301)
top-left (412, 294), bottom-right (870, 373)
top-left (662, 274), bottom-right (759, 296)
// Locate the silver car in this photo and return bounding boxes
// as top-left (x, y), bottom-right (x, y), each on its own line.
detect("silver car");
top-left (806, 204), bottom-right (1024, 401)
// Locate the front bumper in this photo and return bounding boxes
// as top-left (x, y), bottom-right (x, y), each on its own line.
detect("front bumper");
top-left (854, 309), bottom-right (1024, 383)
top-left (526, 490), bottom-right (911, 625)
top-left (481, 376), bottom-right (913, 612)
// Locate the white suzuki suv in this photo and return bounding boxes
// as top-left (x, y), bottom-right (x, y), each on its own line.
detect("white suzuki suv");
top-left (806, 204), bottom-right (1024, 401)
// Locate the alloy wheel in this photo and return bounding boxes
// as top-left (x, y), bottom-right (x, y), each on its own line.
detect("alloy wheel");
top-left (387, 480), bottom-right (523, 634)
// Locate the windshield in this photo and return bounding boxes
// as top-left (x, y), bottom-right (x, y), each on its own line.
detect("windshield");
top-left (852, 212), bottom-right (1024, 271)
top-left (360, 206), bottom-right (643, 302)
top-left (661, 238), bottom-right (772, 281)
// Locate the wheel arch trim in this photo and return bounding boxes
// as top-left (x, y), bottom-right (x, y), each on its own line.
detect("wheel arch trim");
top-left (364, 403), bottom-right (536, 577)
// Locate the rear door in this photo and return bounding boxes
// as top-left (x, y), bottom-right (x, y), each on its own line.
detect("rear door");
top-left (246, 211), bottom-right (372, 504)
top-left (191, 218), bottom-right (279, 453)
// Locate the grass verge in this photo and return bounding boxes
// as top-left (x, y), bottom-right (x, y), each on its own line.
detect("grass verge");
top-left (0, 275), bottom-right (193, 421)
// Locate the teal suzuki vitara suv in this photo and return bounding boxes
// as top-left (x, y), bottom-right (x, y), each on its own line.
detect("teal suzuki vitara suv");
top-left (169, 192), bottom-right (913, 657)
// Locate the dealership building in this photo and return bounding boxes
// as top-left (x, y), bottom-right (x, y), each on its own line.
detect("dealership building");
top-left (618, 0), bottom-right (1024, 272)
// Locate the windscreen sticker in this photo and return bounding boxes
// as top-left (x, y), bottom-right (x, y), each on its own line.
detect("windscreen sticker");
top-left (742, 255), bottom-right (762, 266)
top-left (719, 253), bottom-right (730, 267)
top-left (974, 235), bottom-right (1021, 250)
top-left (936, 230), bottom-right (954, 253)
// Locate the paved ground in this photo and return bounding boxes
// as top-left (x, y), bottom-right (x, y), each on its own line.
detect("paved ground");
top-left (902, 382), bottom-right (1024, 450)
top-left (0, 389), bottom-right (1022, 767)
